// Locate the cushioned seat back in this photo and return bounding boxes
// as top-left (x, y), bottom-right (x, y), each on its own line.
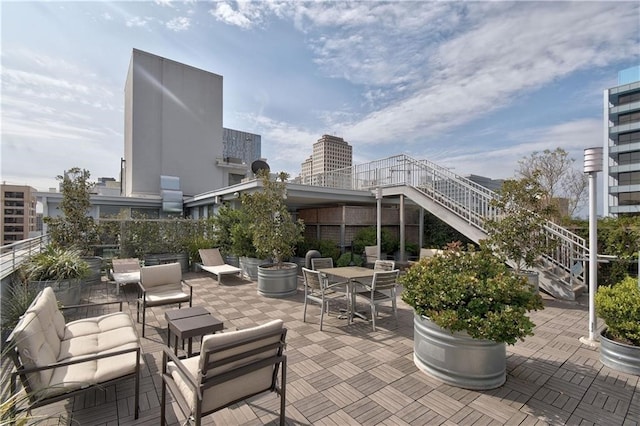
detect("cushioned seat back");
top-left (198, 249), bottom-right (224, 267)
top-left (11, 287), bottom-right (66, 393)
top-left (113, 258), bottom-right (140, 273)
top-left (140, 263), bottom-right (181, 289)
top-left (198, 319), bottom-right (285, 413)
top-left (419, 248), bottom-right (443, 259)
top-left (364, 246), bottom-right (378, 263)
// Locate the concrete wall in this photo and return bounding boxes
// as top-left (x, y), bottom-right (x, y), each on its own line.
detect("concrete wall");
top-left (124, 49), bottom-right (225, 198)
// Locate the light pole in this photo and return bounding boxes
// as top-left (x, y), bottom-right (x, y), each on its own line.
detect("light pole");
top-left (580, 147), bottom-right (603, 346)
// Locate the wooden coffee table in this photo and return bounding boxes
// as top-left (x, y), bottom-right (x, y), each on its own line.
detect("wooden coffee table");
top-left (165, 307), bottom-right (223, 356)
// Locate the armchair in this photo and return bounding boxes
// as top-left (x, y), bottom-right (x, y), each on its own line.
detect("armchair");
top-left (161, 319), bottom-right (287, 426)
top-left (137, 262), bottom-right (192, 337)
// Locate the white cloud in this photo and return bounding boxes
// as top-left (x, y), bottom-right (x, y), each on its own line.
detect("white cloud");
top-left (126, 16), bottom-right (151, 28)
top-left (166, 16), bottom-right (190, 31)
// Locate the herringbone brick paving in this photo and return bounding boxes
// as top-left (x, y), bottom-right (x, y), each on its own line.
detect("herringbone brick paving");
top-left (24, 271), bottom-right (639, 425)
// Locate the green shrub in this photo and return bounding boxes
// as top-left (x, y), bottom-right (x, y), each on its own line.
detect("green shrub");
top-left (595, 276), bottom-right (640, 346)
top-left (336, 252), bottom-right (363, 267)
top-left (353, 227), bottom-right (398, 255)
top-left (400, 241), bottom-right (544, 345)
top-left (21, 245), bottom-right (90, 282)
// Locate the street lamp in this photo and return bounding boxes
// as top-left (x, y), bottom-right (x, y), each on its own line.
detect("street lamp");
top-left (580, 147), bottom-right (603, 346)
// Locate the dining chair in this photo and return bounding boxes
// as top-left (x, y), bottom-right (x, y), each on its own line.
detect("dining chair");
top-left (354, 269), bottom-right (400, 331)
top-left (302, 267), bottom-right (347, 331)
top-left (374, 259), bottom-right (395, 271)
top-left (311, 257), bottom-right (348, 287)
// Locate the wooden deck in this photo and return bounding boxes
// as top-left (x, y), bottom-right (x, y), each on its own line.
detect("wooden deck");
top-left (20, 271), bottom-right (640, 425)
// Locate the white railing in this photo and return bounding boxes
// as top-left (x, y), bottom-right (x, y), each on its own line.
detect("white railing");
top-left (0, 234), bottom-right (50, 280)
top-left (304, 154), bottom-right (587, 291)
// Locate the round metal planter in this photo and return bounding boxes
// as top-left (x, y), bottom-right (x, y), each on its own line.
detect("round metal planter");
top-left (30, 279), bottom-right (81, 306)
top-left (239, 257), bottom-right (263, 281)
top-left (413, 315), bottom-right (506, 390)
top-left (257, 262), bottom-right (298, 298)
top-left (600, 329), bottom-right (640, 375)
top-left (82, 256), bottom-right (103, 284)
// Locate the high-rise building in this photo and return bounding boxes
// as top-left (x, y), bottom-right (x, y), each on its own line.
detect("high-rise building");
top-left (299, 135), bottom-right (353, 185)
top-left (604, 65), bottom-right (640, 216)
top-left (1, 184), bottom-right (38, 244)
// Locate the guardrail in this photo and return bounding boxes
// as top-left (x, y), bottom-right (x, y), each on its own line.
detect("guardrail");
top-left (0, 234), bottom-right (50, 280)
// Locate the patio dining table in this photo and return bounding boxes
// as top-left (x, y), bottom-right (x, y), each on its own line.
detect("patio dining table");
top-left (317, 266), bottom-right (376, 324)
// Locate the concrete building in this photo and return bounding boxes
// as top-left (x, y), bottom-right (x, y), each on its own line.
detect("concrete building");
top-left (299, 135), bottom-right (353, 185)
top-left (124, 49), bottom-right (226, 201)
top-left (222, 128), bottom-right (262, 185)
top-left (1, 184), bottom-right (39, 244)
top-left (604, 65), bottom-right (640, 216)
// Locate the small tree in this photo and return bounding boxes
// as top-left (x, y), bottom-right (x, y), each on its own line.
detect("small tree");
top-left (517, 148), bottom-right (587, 219)
top-left (241, 171), bottom-right (305, 268)
top-left (44, 167), bottom-right (99, 255)
top-left (211, 204), bottom-right (245, 256)
top-left (484, 175), bottom-right (557, 273)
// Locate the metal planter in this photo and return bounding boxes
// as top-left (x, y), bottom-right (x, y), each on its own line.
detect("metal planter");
top-left (239, 257), bottom-right (263, 281)
top-left (600, 329), bottom-right (640, 375)
top-left (257, 262), bottom-right (298, 298)
top-left (413, 315), bottom-right (506, 390)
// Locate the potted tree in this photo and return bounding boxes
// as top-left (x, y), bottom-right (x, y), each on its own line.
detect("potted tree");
top-left (484, 175), bottom-right (558, 293)
top-left (400, 241), bottom-right (544, 390)
top-left (210, 204), bottom-right (244, 267)
top-left (44, 167), bottom-right (102, 283)
top-left (20, 245), bottom-right (90, 306)
top-left (241, 171), bottom-right (305, 297)
top-left (595, 276), bottom-right (640, 375)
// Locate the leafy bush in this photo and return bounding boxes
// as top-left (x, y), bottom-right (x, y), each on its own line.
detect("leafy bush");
top-left (353, 227), bottom-right (398, 255)
top-left (595, 276), bottom-right (640, 346)
top-left (311, 239), bottom-right (341, 263)
top-left (1, 283), bottom-right (38, 331)
top-left (21, 245), bottom-right (90, 282)
top-left (400, 241), bottom-right (544, 345)
top-left (336, 252), bottom-right (363, 267)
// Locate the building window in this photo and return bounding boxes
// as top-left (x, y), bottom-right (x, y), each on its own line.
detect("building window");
top-left (619, 91), bottom-right (640, 106)
top-left (618, 111), bottom-right (640, 125)
top-left (618, 131), bottom-right (640, 145)
top-left (131, 208), bottom-right (159, 219)
top-left (618, 151), bottom-right (640, 165)
top-left (618, 171), bottom-right (640, 185)
top-left (618, 192), bottom-right (640, 205)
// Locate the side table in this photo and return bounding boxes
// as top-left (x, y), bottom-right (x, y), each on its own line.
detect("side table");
top-left (165, 307), bottom-right (223, 357)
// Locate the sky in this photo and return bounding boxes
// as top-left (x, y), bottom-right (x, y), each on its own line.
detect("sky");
top-left (2, 1), bottom-right (639, 194)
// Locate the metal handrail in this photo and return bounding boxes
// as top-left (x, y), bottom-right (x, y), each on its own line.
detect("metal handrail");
top-left (304, 154), bottom-right (587, 291)
top-left (0, 234), bottom-right (50, 280)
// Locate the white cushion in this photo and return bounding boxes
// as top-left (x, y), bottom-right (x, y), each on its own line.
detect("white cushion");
top-left (12, 311), bottom-right (57, 391)
top-left (167, 319), bottom-right (284, 414)
top-left (12, 287), bottom-right (141, 398)
top-left (141, 263), bottom-right (182, 289)
top-left (26, 286), bottom-right (66, 340)
top-left (141, 284), bottom-right (190, 307)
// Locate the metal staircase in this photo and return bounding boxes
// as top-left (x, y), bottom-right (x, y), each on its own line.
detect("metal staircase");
top-left (320, 154), bottom-right (588, 300)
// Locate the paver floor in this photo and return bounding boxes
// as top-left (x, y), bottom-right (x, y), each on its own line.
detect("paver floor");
top-left (18, 271), bottom-right (640, 425)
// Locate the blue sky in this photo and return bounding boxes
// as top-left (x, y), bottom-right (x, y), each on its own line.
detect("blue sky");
top-left (2, 1), bottom-right (639, 192)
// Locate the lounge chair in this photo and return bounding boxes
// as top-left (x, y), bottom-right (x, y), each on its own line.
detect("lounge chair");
top-left (198, 248), bottom-right (242, 284)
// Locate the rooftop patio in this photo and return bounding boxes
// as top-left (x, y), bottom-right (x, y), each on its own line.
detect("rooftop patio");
top-left (24, 271), bottom-right (639, 425)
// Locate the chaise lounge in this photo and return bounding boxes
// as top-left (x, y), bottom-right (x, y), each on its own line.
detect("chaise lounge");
top-left (198, 248), bottom-right (242, 284)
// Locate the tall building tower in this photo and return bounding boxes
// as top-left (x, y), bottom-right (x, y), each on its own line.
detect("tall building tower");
top-left (604, 66), bottom-right (640, 217)
top-left (1, 184), bottom-right (38, 244)
top-left (300, 135), bottom-right (353, 185)
top-left (124, 49), bottom-right (225, 199)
